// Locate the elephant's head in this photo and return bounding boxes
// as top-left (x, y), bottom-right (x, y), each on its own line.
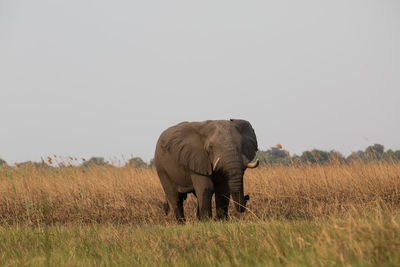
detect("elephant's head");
top-left (165, 119), bottom-right (259, 212)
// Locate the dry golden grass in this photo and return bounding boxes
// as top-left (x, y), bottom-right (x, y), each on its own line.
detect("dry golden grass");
top-left (0, 161), bottom-right (399, 225)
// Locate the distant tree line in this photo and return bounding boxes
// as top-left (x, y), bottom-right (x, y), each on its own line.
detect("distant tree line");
top-left (81, 156), bottom-right (155, 168)
top-left (256, 144), bottom-right (400, 166)
top-left (0, 144), bottom-right (399, 169)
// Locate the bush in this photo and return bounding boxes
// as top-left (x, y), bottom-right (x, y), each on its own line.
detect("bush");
top-left (126, 157), bottom-right (148, 168)
top-left (365, 144), bottom-right (384, 160)
top-left (300, 149), bottom-right (330, 164)
top-left (256, 146), bottom-right (291, 165)
top-left (82, 157), bottom-right (109, 168)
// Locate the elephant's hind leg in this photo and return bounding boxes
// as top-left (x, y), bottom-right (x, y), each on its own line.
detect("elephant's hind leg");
top-left (169, 193), bottom-right (186, 223)
top-left (163, 196), bottom-right (170, 215)
top-left (157, 171), bottom-right (186, 223)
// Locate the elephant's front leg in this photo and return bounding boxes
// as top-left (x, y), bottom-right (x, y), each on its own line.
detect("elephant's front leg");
top-left (215, 182), bottom-right (230, 220)
top-left (191, 173), bottom-right (214, 220)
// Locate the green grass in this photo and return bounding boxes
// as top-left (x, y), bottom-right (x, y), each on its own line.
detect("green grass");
top-left (0, 212), bottom-right (399, 266)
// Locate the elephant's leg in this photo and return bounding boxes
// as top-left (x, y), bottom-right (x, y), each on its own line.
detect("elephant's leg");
top-left (157, 171), bottom-right (185, 222)
top-left (176, 193), bottom-right (187, 223)
top-left (215, 182), bottom-right (230, 220)
top-left (191, 191), bottom-right (201, 220)
top-left (191, 174), bottom-right (214, 220)
top-left (166, 192), bottom-right (185, 223)
top-left (163, 195), bottom-right (170, 215)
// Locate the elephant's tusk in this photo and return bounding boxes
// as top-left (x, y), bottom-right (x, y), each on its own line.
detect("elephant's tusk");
top-left (213, 157), bottom-right (221, 171)
top-left (247, 159), bottom-right (259, 168)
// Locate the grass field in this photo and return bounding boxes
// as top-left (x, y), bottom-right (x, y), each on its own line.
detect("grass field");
top-left (0, 162), bottom-right (399, 265)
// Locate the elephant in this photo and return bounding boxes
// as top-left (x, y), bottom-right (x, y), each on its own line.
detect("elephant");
top-left (154, 119), bottom-right (259, 222)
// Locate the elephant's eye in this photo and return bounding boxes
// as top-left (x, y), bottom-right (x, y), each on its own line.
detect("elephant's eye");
top-left (205, 143), bottom-right (213, 153)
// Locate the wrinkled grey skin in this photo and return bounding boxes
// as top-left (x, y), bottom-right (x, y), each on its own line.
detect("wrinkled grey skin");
top-left (154, 119), bottom-right (259, 222)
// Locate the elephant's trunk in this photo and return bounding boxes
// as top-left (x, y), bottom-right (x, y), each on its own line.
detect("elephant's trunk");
top-left (228, 176), bottom-right (246, 213)
top-left (223, 144), bottom-right (247, 213)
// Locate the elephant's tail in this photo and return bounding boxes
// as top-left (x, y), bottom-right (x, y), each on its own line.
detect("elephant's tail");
top-left (163, 197), bottom-right (170, 215)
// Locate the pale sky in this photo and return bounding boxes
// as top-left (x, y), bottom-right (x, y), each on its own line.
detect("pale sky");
top-left (1, 0), bottom-right (399, 164)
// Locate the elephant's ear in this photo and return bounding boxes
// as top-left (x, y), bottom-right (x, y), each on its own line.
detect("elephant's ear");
top-left (165, 123), bottom-right (212, 176)
top-left (230, 119), bottom-right (258, 162)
